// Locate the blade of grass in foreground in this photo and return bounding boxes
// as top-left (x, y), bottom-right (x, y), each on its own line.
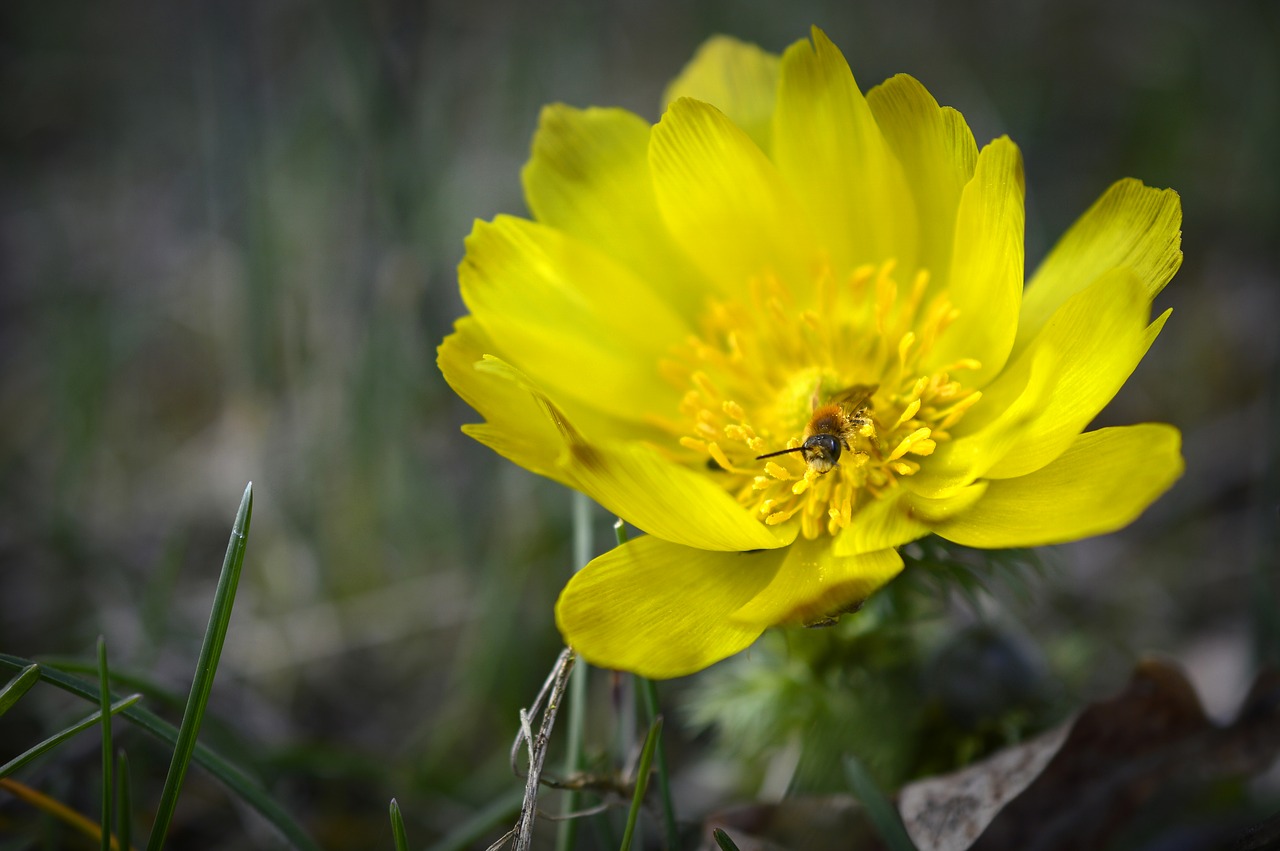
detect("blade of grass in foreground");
top-left (0, 663), bottom-right (40, 716)
top-left (618, 715), bottom-right (662, 851)
top-left (117, 750), bottom-right (132, 851)
top-left (98, 637), bottom-right (114, 851)
top-left (844, 754), bottom-right (917, 851)
top-left (389, 798), bottom-right (409, 851)
top-left (146, 482), bottom-right (253, 851)
top-left (712, 828), bottom-right (742, 851)
top-left (0, 694), bottom-right (142, 779)
top-left (0, 652), bottom-right (317, 850)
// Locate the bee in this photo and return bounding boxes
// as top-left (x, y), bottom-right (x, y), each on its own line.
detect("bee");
top-left (755, 384), bottom-right (878, 474)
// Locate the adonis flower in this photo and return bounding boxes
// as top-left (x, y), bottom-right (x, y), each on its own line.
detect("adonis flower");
top-left (439, 28), bottom-right (1183, 678)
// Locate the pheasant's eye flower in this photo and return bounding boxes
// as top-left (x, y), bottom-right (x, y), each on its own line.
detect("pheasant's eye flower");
top-left (439, 28), bottom-right (1184, 679)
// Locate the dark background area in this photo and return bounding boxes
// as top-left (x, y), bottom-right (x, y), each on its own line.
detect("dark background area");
top-left (1, 1), bottom-right (1276, 847)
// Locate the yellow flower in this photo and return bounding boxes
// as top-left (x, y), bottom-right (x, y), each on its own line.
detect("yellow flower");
top-left (438, 28), bottom-right (1184, 679)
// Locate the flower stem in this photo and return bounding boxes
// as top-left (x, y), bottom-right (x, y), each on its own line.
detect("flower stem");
top-left (556, 492), bottom-right (593, 851)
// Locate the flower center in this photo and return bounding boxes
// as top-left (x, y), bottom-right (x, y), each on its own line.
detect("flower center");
top-left (659, 261), bottom-right (983, 540)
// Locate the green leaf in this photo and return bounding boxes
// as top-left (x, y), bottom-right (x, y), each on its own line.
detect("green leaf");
top-left (0, 663), bottom-right (40, 716)
top-left (98, 637), bottom-right (113, 851)
top-left (0, 694), bottom-right (142, 779)
top-left (619, 715), bottom-right (663, 851)
top-left (389, 798), bottom-right (409, 851)
top-left (843, 754), bottom-right (917, 851)
top-left (117, 750), bottom-right (132, 851)
top-left (147, 482), bottom-right (254, 851)
top-left (0, 652), bottom-right (318, 851)
top-left (712, 828), bottom-right (742, 851)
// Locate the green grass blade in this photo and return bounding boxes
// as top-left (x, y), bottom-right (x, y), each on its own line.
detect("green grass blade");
top-left (0, 653), bottom-right (318, 851)
top-left (638, 678), bottom-right (678, 850)
top-left (389, 798), bottom-right (408, 851)
top-left (618, 715), bottom-right (662, 851)
top-left (146, 482), bottom-right (253, 851)
top-left (98, 637), bottom-right (113, 851)
top-left (0, 694), bottom-right (142, 779)
top-left (117, 750), bottom-right (132, 851)
top-left (0, 663), bottom-right (40, 716)
top-left (843, 755), bottom-right (917, 851)
top-left (712, 828), bottom-right (742, 851)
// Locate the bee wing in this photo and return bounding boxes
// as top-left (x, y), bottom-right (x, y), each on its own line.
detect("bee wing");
top-left (831, 383), bottom-right (879, 411)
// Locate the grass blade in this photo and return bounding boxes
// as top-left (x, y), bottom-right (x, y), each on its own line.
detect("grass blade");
top-left (146, 482), bottom-right (253, 851)
top-left (712, 828), bottom-right (742, 851)
top-left (0, 652), bottom-right (318, 851)
top-left (117, 750), bottom-right (132, 851)
top-left (389, 798), bottom-right (409, 851)
top-left (618, 715), bottom-right (662, 851)
top-left (638, 678), bottom-right (678, 849)
top-left (98, 637), bottom-right (113, 851)
top-left (0, 694), bottom-right (142, 779)
top-left (843, 754), bottom-right (917, 851)
top-left (0, 663), bottom-right (40, 716)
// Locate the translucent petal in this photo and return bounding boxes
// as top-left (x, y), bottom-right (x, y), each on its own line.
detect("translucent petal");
top-left (463, 355), bottom-right (790, 552)
top-left (650, 97), bottom-right (819, 298)
top-left (866, 73), bottom-right (978, 290)
top-left (556, 536), bottom-right (786, 678)
top-left (662, 35), bottom-right (781, 155)
top-left (521, 105), bottom-right (707, 317)
top-left (772, 27), bottom-right (917, 272)
top-left (933, 424), bottom-right (1184, 548)
top-left (985, 269), bottom-right (1172, 479)
top-left (730, 537), bottom-right (903, 627)
top-left (927, 137), bottom-right (1025, 387)
top-left (1017, 178), bottom-right (1181, 354)
top-left (459, 215), bottom-right (688, 421)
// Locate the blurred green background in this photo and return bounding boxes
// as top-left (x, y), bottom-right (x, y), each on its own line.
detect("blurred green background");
top-left (1, 0), bottom-right (1276, 848)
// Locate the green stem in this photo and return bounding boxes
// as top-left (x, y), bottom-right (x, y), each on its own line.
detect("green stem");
top-left (98, 637), bottom-right (113, 851)
top-left (556, 491), bottom-right (593, 851)
top-left (615, 520), bottom-right (679, 850)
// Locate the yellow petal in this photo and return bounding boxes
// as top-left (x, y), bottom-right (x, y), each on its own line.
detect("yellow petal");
top-left (1017, 178), bottom-right (1181, 354)
top-left (772, 28), bottom-right (917, 272)
top-left (730, 537), bottom-right (903, 627)
top-left (467, 354), bottom-right (790, 552)
top-left (556, 536), bottom-right (786, 678)
top-left (866, 73), bottom-right (978, 290)
top-left (521, 105), bottom-right (707, 317)
top-left (832, 489), bottom-right (932, 556)
top-left (662, 35), bottom-right (781, 156)
top-left (927, 137), bottom-right (1025, 387)
top-left (932, 424), bottom-right (1183, 548)
top-left (984, 268), bottom-right (1172, 479)
top-left (438, 319), bottom-right (572, 485)
top-left (649, 97), bottom-right (819, 298)
top-left (459, 215), bottom-right (687, 421)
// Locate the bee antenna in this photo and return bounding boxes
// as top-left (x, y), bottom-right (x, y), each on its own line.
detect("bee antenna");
top-left (756, 447), bottom-right (806, 461)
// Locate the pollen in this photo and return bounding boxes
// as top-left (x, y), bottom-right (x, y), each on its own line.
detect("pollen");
top-left (665, 259), bottom-right (982, 540)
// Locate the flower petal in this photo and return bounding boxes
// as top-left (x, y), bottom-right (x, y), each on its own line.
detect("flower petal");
top-left (927, 137), bottom-right (1025, 387)
top-left (832, 489), bottom-right (932, 555)
top-left (438, 318), bottom-right (572, 485)
top-left (521, 105), bottom-right (707, 317)
top-left (983, 268), bottom-right (1172, 479)
top-left (458, 353), bottom-right (791, 552)
top-left (556, 536), bottom-right (785, 678)
top-left (459, 215), bottom-right (688, 421)
top-left (932, 424), bottom-right (1184, 548)
top-left (1016, 178), bottom-right (1182, 353)
top-left (866, 73), bottom-right (978, 289)
top-left (730, 537), bottom-right (903, 627)
top-left (662, 35), bottom-right (781, 156)
top-left (649, 96), bottom-right (819, 298)
top-left (772, 28), bottom-right (917, 272)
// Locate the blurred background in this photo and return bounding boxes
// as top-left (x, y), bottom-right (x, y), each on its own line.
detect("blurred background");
top-left (1, 0), bottom-right (1276, 848)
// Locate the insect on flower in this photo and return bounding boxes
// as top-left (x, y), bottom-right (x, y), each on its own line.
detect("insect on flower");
top-left (756, 384), bottom-right (879, 474)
